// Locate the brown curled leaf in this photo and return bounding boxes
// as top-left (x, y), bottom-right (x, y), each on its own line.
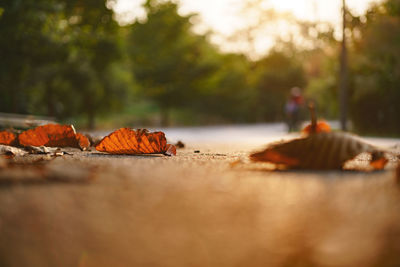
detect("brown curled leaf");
top-left (18, 124), bottom-right (86, 149)
top-left (95, 128), bottom-right (176, 156)
top-left (0, 131), bottom-right (18, 146)
top-left (250, 132), bottom-right (387, 170)
top-left (0, 144), bottom-right (28, 157)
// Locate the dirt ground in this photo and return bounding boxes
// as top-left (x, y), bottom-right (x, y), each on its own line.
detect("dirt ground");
top-left (0, 142), bottom-right (400, 267)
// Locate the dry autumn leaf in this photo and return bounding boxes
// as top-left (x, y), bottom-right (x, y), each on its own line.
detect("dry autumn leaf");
top-left (25, 146), bottom-right (68, 156)
top-left (0, 144), bottom-right (28, 157)
top-left (18, 124), bottom-right (90, 150)
top-left (302, 121), bottom-right (331, 134)
top-left (95, 128), bottom-right (176, 156)
top-left (0, 130), bottom-right (17, 146)
top-left (250, 131), bottom-right (388, 170)
top-left (301, 102), bottom-right (331, 134)
top-left (370, 151), bottom-right (388, 170)
top-left (76, 133), bottom-right (91, 150)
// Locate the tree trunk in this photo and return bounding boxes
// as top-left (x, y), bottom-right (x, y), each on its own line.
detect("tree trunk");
top-left (339, 0), bottom-right (348, 131)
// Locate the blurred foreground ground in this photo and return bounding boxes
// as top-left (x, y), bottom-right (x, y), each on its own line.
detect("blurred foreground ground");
top-left (0, 124), bottom-right (400, 267)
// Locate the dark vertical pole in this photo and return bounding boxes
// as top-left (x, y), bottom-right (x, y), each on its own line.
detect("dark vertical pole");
top-left (339, 0), bottom-right (348, 131)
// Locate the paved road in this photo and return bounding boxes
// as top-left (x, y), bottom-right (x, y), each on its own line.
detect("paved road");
top-left (158, 123), bottom-right (400, 150)
top-left (0, 124), bottom-right (399, 267)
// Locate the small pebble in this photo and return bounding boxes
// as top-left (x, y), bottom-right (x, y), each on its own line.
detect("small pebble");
top-left (194, 150), bottom-right (200, 153)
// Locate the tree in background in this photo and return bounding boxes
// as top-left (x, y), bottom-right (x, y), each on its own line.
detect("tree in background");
top-left (192, 53), bottom-right (254, 123)
top-left (0, 0), bottom-right (128, 129)
top-left (298, 22), bottom-right (340, 119)
top-left (252, 50), bottom-right (307, 122)
top-left (349, 0), bottom-right (400, 135)
top-left (2, 0), bottom-right (398, 133)
top-left (0, 0), bottom-right (66, 114)
top-left (127, 0), bottom-right (219, 126)
top-left (61, 0), bottom-right (126, 129)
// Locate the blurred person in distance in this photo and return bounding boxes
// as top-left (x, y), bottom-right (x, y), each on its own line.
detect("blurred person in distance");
top-left (285, 86), bottom-right (304, 132)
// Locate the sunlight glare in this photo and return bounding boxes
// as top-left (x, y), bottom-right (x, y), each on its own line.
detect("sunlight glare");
top-left (112, 0), bottom-right (381, 56)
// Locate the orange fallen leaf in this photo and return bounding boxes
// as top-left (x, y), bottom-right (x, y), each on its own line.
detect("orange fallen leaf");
top-left (76, 133), bottom-right (90, 151)
top-left (95, 128), bottom-right (176, 156)
top-left (164, 144), bottom-right (177, 156)
top-left (0, 131), bottom-right (17, 146)
top-left (18, 124), bottom-right (89, 150)
top-left (19, 124), bottom-right (76, 147)
top-left (250, 132), bottom-right (388, 170)
top-left (250, 149), bottom-right (299, 168)
top-left (370, 151), bottom-right (388, 170)
top-left (302, 121), bottom-right (331, 134)
top-left (302, 101), bottom-right (331, 134)
top-left (370, 157), bottom-right (388, 170)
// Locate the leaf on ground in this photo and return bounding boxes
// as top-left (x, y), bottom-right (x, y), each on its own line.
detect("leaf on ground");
top-left (76, 133), bottom-right (90, 150)
top-left (302, 121), bottom-right (331, 135)
top-left (302, 102), bottom-right (331, 135)
top-left (18, 124), bottom-right (89, 150)
top-left (95, 128), bottom-right (177, 156)
top-left (25, 146), bottom-right (70, 156)
top-left (0, 144), bottom-right (28, 157)
top-left (0, 144), bottom-right (69, 162)
top-left (0, 130), bottom-right (18, 146)
top-left (164, 144), bottom-right (177, 156)
top-left (370, 151), bottom-right (388, 170)
top-left (250, 132), bottom-right (388, 170)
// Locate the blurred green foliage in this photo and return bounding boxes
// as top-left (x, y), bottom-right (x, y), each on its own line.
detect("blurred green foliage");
top-left (349, 0), bottom-right (400, 135)
top-left (0, 0), bottom-right (398, 134)
top-left (253, 50), bottom-right (306, 121)
top-left (127, 0), bottom-right (219, 125)
top-left (0, 0), bottom-right (126, 128)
